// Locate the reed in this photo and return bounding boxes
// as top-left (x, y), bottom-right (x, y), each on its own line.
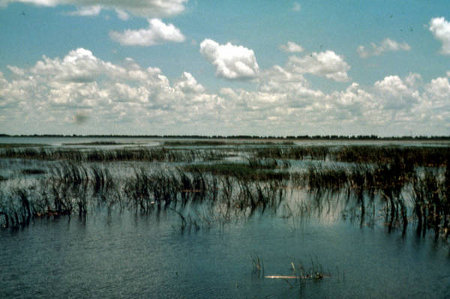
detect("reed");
top-left (253, 144), bottom-right (449, 168)
top-left (164, 140), bottom-right (294, 147)
top-left (254, 146), bottom-right (330, 160)
top-left (0, 143), bottom-right (448, 238)
top-left (21, 168), bottom-right (46, 175)
top-left (62, 141), bottom-right (133, 146)
top-left (0, 147), bottom-right (226, 163)
top-left (334, 145), bottom-right (449, 167)
top-left (0, 143), bottom-right (49, 148)
top-left (412, 168), bottom-right (449, 238)
top-left (251, 255), bottom-right (264, 278)
top-left (182, 162), bottom-right (290, 182)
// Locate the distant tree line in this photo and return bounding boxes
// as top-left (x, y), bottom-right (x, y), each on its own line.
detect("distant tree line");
top-left (0, 133), bottom-right (448, 140)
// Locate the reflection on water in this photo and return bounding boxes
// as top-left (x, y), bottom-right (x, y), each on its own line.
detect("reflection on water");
top-left (0, 138), bottom-right (449, 298)
top-left (1, 211), bottom-right (449, 298)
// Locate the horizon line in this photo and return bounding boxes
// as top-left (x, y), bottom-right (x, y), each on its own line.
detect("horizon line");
top-left (0, 134), bottom-right (449, 140)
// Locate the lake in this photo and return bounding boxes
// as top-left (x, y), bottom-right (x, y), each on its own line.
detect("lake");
top-left (0, 137), bottom-right (449, 298)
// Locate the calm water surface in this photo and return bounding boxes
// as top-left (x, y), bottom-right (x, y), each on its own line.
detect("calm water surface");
top-left (1, 211), bottom-right (449, 298)
top-left (0, 137), bottom-right (449, 298)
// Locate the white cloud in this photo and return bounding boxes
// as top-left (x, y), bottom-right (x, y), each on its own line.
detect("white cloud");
top-left (1, 48), bottom-right (449, 136)
top-left (411, 76), bottom-right (450, 125)
top-left (357, 38), bottom-right (411, 58)
top-left (259, 65), bottom-right (308, 93)
top-left (287, 50), bottom-right (350, 82)
top-left (174, 72), bottom-right (205, 94)
top-left (0, 0), bottom-right (187, 18)
top-left (200, 39), bottom-right (259, 80)
top-left (1, 48), bottom-right (249, 135)
top-left (429, 17), bottom-right (450, 55)
top-left (110, 19), bottom-right (185, 46)
top-left (374, 74), bottom-right (420, 109)
top-left (292, 2), bottom-right (301, 12)
top-left (426, 77), bottom-right (450, 102)
top-left (68, 5), bottom-right (101, 16)
top-left (280, 41), bottom-right (304, 53)
top-left (115, 9), bottom-right (129, 20)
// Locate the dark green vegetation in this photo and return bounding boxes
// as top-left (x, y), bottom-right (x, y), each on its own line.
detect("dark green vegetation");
top-left (183, 159), bottom-right (290, 181)
top-left (61, 141), bottom-right (134, 146)
top-left (164, 140), bottom-right (229, 146)
top-left (1, 133), bottom-right (449, 140)
top-left (21, 168), bottom-right (46, 175)
top-left (164, 140), bottom-right (294, 146)
top-left (0, 143), bottom-right (49, 148)
top-left (0, 143), bottom-right (448, 240)
top-left (0, 147), bottom-right (225, 162)
top-left (291, 162), bottom-right (448, 238)
top-left (254, 145), bottom-right (449, 166)
top-left (254, 146), bottom-right (330, 161)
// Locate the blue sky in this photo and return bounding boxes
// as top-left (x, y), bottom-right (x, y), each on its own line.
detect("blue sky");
top-left (0, 0), bottom-right (449, 136)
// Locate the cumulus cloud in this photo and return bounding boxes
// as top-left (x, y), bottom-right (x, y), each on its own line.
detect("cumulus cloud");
top-left (68, 5), bottom-right (101, 16)
top-left (1, 48), bottom-right (449, 135)
top-left (115, 9), bottom-right (129, 20)
top-left (200, 39), bottom-right (259, 80)
top-left (0, 48), bottom-right (229, 134)
top-left (429, 17), bottom-right (450, 55)
top-left (287, 50), bottom-right (350, 82)
top-left (357, 38), bottom-right (411, 58)
top-left (259, 65), bottom-right (308, 93)
top-left (426, 77), bottom-right (450, 103)
top-left (29, 48), bottom-right (113, 83)
top-left (217, 69), bottom-right (449, 135)
top-left (0, 0), bottom-right (187, 18)
top-left (174, 72), bottom-right (205, 94)
top-left (110, 19), bottom-right (185, 46)
top-left (373, 74), bottom-right (420, 109)
top-left (280, 41), bottom-right (304, 53)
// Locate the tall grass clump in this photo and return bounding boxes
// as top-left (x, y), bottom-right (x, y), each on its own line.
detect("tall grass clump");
top-left (0, 143), bottom-right (448, 237)
top-left (334, 145), bottom-right (449, 167)
top-left (290, 156), bottom-right (449, 236)
top-left (0, 147), bottom-right (226, 163)
top-left (412, 167), bottom-right (449, 238)
top-left (251, 255), bottom-right (264, 278)
top-left (183, 162), bottom-right (290, 182)
top-left (254, 146), bottom-right (330, 161)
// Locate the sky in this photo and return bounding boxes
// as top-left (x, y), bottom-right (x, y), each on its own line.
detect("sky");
top-left (0, 0), bottom-right (449, 136)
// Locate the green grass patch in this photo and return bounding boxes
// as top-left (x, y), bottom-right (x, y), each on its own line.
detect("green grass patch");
top-left (62, 141), bottom-right (134, 146)
top-left (164, 140), bottom-right (294, 147)
top-left (183, 163), bottom-right (289, 181)
top-left (21, 168), bottom-right (46, 175)
top-left (0, 143), bottom-right (49, 148)
top-left (164, 140), bottom-right (228, 146)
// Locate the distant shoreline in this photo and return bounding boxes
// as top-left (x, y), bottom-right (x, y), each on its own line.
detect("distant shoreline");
top-left (0, 134), bottom-right (449, 141)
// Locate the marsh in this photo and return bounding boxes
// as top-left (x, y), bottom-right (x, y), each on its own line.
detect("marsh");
top-left (0, 137), bottom-right (449, 298)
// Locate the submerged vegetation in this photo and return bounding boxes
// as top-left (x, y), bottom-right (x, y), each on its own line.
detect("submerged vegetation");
top-left (0, 141), bottom-right (448, 240)
top-left (0, 147), bottom-right (226, 162)
top-left (252, 255), bottom-right (334, 292)
top-left (183, 159), bottom-right (290, 181)
top-left (254, 145), bottom-right (449, 167)
top-left (0, 143), bottom-right (50, 148)
top-left (164, 140), bottom-right (295, 147)
top-left (61, 141), bottom-right (134, 146)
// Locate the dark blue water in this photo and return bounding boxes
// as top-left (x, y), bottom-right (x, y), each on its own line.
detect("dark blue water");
top-left (1, 210), bottom-right (448, 298)
top-left (1, 137), bottom-right (449, 298)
